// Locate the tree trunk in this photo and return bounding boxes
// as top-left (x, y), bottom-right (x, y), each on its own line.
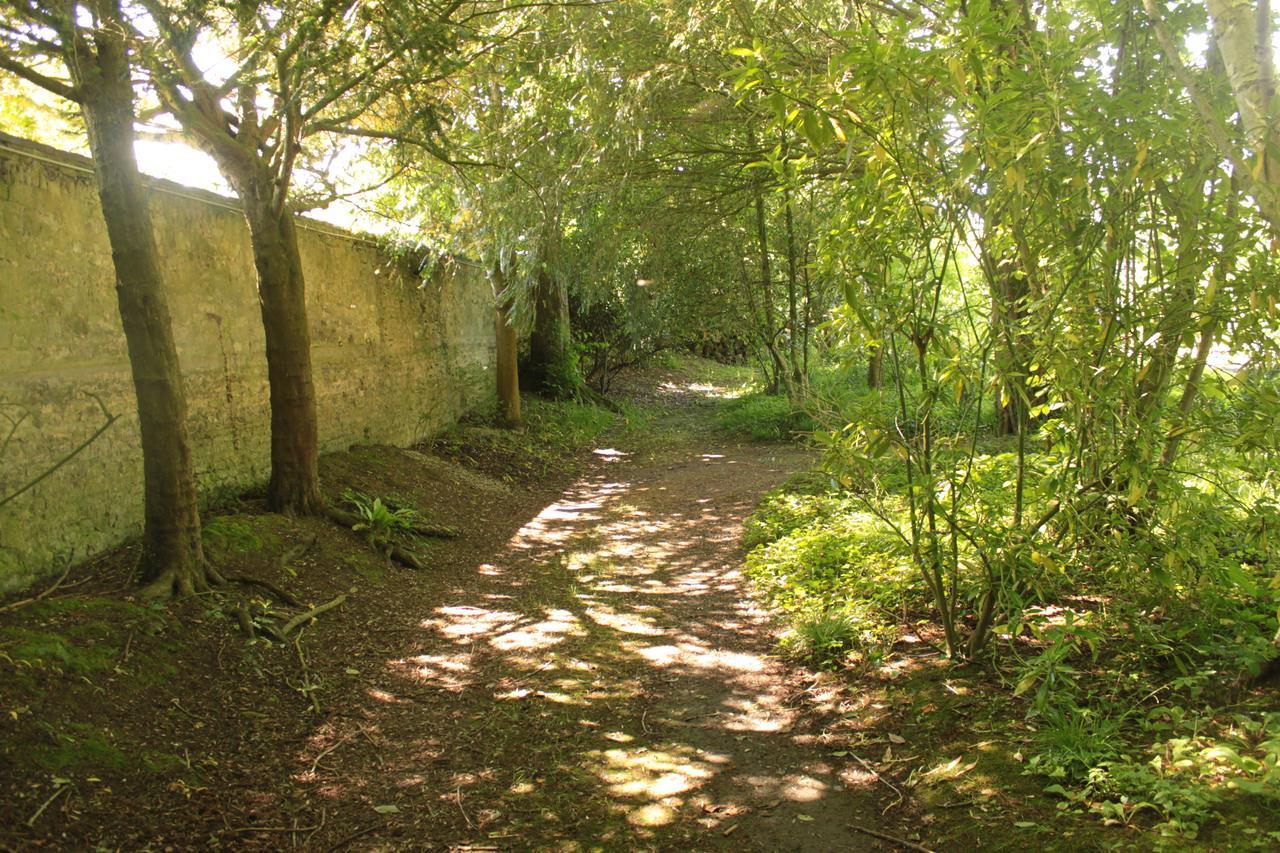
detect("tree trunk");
top-left (1206, 0), bottom-right (1279, 187)
top-left (783, 185), bottom-right (804, 394)
top-left (867, 344), bottom-right (883, 389)
top-left (72, 17), bottom-right (209, 598)
top-left (986, 249), bottom-right (1030, 436)
top-left (527, 263), bottom-right (577, 398)
top-left (238, 174), bottom-right (324, 515)
top-left (492, 260), bottom-right (522, 427)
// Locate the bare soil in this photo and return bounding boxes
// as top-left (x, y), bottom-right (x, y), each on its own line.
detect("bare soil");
top-left (0, 365), bottom-right (939, 851)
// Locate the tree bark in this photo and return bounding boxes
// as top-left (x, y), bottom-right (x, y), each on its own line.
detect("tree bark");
top-left (867, 343), bottom-right (884, 389)
top-left (1206, 0), bottom-right (1279, 185)
top-left (70, 8), bottom-right (209, 597)
top-left (237, 171), bottom-right (324, 515)
top-left (783, 184), bottom-right (804, 394)
top-left (527, 262), bottom-right (577, 398)
top-left (492, 259), bottom-right (522, 427)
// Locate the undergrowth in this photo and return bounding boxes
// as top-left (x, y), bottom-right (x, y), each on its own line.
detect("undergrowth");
top-left (743, 391), bottom-right (1280, 842)
top-left (430, 396), bottom-right (615, 482)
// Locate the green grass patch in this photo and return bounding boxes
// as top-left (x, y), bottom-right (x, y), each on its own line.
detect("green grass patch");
top-left (716, 392), bottom-right (816, 441)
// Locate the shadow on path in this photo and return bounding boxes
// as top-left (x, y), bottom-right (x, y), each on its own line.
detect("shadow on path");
top-left (304, 380), bottom-right (889, 850)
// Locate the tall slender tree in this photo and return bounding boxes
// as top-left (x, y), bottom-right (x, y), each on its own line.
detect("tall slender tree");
top-left (134, 0), bottom-right (464, 513)
top-left (1, 0), bottom-right (210, 598)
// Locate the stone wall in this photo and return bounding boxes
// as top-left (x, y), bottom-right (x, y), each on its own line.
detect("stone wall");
top-left (0, 133), bottom-right (495, 592)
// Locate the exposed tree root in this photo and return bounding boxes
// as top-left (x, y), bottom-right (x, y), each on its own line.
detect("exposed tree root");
top-left (222, 534), bottom-right (316, 608)
top-left (230, 600), bottom-right (257, 639)
top-left (224, 574), bottom-right (303, 609)
top-left (384, 543), bottom-right (426, 570)
top-left (325, 506), bottom-right (435, 567)
top-left (579, 385), bottom-right (623, 413)
top-left (138, 561), bottom-right (225, 602)
top-left (405, 519), bottom-right (459, 539)
top-left (326, 505), bottom-right (457, 540)
top-left (227, 590), bottom-right (350, 643)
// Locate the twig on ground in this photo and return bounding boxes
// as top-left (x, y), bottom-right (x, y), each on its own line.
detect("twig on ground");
top-left (293, 627), bottom-right (323, 714)
top-left (324, 823), bottom-right (380, 852)
top-left (357, 726), bottom-right (385, 769)
top-left (170, 699), bottom-right (208, 722)
top-left (117, 632), bottom-right (134, 665)
top-left (305, 808), bottom-right (327, 847)
top-left (456, 786), bottom-right (473, 829)
top-left (309, 734), bottom-right (353, 776)
top-left (0, 564), bottom-right (72, 613)
top-left (848, 751), bottom-right (905, 813)
top-left (849, 823), bottom-right (935, 852)
top-left (26, 783), bottom-right (70, 827)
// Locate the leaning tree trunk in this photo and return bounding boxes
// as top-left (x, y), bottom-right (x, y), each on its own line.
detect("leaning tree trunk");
top-left (239, 174), bottom-right (324, 515)
top-left (492, 259), bottom-right (522, 427)
top-left (527, 264), bottom-right (577, 398)
top-left (74, 25), bottom-right (210, 598)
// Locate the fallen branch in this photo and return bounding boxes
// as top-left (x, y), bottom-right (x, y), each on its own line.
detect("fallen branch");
top-left (0, 563), bottom-right (72, 614)
top-left (849, 824), bottom-right (935, 853)
top-left (279, 592), bottom-right (350, 637)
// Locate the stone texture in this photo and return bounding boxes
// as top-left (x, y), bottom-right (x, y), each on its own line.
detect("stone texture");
top-left (0, 133), bottom-right (495, 592)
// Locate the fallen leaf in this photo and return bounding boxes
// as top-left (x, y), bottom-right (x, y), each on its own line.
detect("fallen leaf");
top-left (888, 733), bottom-right (907, 745)
top-left (373, 804), bottom-right (400, 814)
top-left (797, 814), bottom-right (814, 822)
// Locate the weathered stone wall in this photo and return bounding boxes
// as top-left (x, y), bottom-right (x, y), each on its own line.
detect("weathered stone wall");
top-left (0, 133), bottom-right (495, 592)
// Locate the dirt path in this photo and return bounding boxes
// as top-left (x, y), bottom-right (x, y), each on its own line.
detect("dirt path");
top-left (312, 381), bottom-right (891, 850)
top-left (1, 372), bottom-right (906, 851)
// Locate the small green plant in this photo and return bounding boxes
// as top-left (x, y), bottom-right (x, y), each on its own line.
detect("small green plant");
top-left (342, 489), bottom-right (421, 545)
top-left (790, 612), bottom-right (860, 669)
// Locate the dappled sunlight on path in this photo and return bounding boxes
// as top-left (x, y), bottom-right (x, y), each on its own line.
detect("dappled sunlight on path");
top-left (336, 434), bottom-right (887, 848)
top-left (280, 372), bottom-right (893, 848)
